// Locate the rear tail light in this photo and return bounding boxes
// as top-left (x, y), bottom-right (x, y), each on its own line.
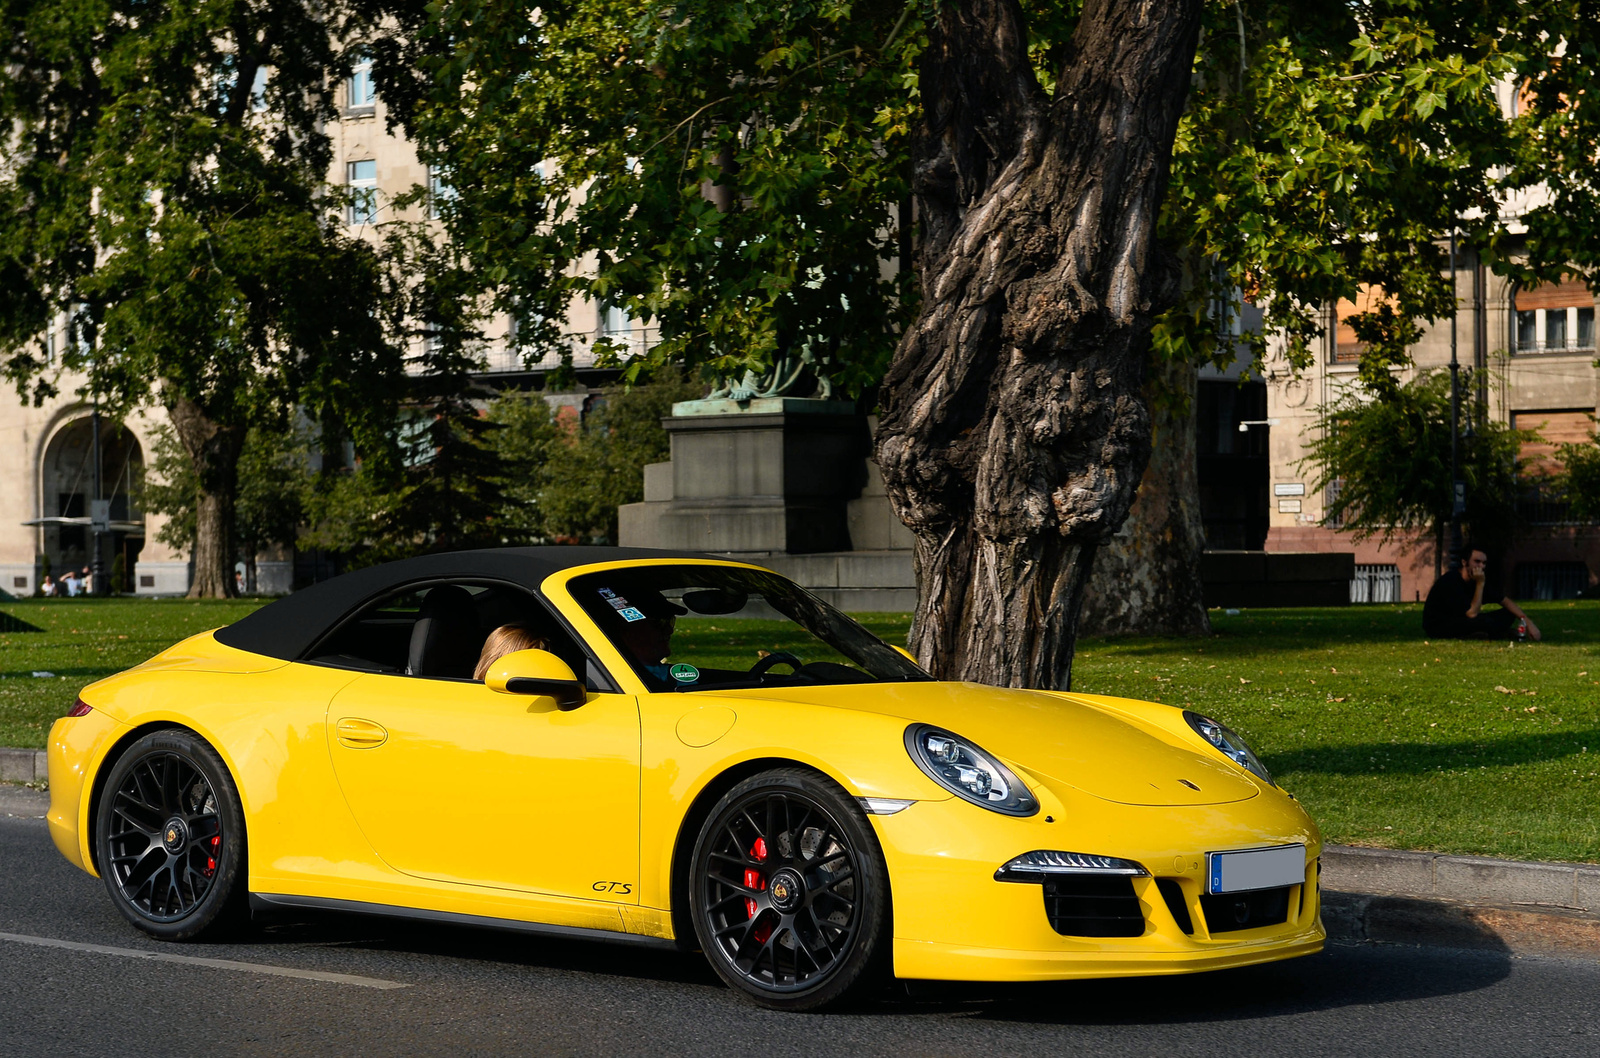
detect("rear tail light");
top-left (66, 699), bottom-right (92, 717)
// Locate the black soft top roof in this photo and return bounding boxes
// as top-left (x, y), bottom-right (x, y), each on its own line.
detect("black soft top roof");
top-left (212, 546), bottom-right (716, 662)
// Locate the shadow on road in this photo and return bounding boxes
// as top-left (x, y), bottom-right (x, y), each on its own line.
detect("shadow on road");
top-left (245, 908), bottom-right (1511, 1023)
top-left (249, 910), bottom-right (721, 988)
top-left (885, 941), bottom-right (1513, 1025)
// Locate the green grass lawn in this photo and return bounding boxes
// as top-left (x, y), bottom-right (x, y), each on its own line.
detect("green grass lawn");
top-left (4, 596), bottom-right (1597, 864)
top-left (1071, 603), bottom-right (1600, 865)
top-left (0, 598), bottom-right (265, 748)
top-left (680, 605), bottom-right (1600, 864)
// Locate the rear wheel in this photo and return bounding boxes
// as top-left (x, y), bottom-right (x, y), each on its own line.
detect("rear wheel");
top-left (689, 768), bottom-right (890, 1011)
top-left (95, 730), bottom-right (248, 940)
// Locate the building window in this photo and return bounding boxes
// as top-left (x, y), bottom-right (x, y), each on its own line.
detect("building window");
top-left (1517, 310), bottom-right (1538, 350)
top-left (1513, 278), bottom-right (1597, 354)
top-left (1333, 285), bottom-right (1392, 363)
top-left (249, 66), bottom-right (270, 112)
top-left (347, 160), bottom-right (378, 226)
top-left (600, 300), bottom-right (631, 338)
top-left (1547, 309), bottom-right (1568, 347)
top-left (429, 166), bottom-right (456, 219)
top-left (1323, 477), bottom-right (1345, 530)
top-left (348, 53), bottom-right (375, 110)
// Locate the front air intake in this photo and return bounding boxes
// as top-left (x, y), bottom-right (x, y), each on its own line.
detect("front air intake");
top-left (1042, 876), bottom-right (1146, 938)
top-left (1199, 886), bottom-right (1292, 934)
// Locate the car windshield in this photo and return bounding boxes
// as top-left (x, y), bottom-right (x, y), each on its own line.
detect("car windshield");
top-left (566, 565), bottom-right (931, 692)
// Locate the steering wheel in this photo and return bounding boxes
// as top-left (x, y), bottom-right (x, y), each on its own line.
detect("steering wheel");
top-left (747, 651), bottom-right (804, 676)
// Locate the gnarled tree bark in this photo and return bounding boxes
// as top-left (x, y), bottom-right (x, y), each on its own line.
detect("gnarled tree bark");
top-left (874, 0), bottom-right (1202, 688)
top-left (1079, 357), bottom-right (1210, 637)
top-left (167, 392), bottom-right (243, 598)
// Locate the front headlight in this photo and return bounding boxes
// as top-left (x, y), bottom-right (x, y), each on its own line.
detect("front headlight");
top-left (1185, 711), bottom-right (1273, 785)
top-left (904, 724), bottom-right (1038, 816)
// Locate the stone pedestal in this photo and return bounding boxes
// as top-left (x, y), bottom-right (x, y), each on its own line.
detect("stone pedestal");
top-left (621, 398), bottom-right (866, 554)
top-left (618, 402), bottom-right (919, 611)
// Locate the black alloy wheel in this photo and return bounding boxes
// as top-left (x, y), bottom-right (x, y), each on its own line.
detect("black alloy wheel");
top-left (96, 730), bottom-right (248, 940)
top-left (689, 768), bottom-right (890, 1011)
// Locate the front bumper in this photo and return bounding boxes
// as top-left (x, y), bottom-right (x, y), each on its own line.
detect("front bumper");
top-left (874, 783), bottom-right (1324, 982)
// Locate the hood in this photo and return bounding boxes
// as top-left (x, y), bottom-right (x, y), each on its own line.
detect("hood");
top-left (702, 681), bottom-right (1260, 807)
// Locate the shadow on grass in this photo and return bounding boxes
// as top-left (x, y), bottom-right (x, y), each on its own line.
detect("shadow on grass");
top-left (0, 611), bottom-right (44, 633)
top-left (1084, 602), bottom-right (1600, 656)
top-left (1266, 727), bottom-right (1600, 776)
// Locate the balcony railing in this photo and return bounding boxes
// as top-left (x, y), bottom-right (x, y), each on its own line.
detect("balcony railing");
top-left (1515, 338), bottom-right (1596, 355)
top-left (1518, 480), bottom-right (1577, 525)
top-left (475, 328), bottom-right (662, 375)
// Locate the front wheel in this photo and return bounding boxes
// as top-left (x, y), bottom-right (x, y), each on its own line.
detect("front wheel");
top-left (95, 730), bottom-right (248, 940)
top-left (689, 768), bottom-right (891, 1011)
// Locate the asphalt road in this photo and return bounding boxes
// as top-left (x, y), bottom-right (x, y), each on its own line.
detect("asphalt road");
top-left (4, 785), bottom-right (1599, 1058)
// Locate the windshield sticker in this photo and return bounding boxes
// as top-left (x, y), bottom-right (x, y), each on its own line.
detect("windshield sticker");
top-left (669, 663), bottom-right (700, 683)
top-left (607, 597), bottom-right (631, 610)
top-left (598, 587), bottom-right (616, 598)
top-left (618, 607), bottom-right (647, 623)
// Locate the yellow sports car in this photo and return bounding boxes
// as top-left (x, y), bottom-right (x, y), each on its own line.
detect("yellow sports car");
top-left (48, 548), bottom-right (1323, 1010)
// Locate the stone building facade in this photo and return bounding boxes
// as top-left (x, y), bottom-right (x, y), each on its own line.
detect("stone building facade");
top-left (1260, 253), bottom-right (1600, 605)
top-left (1, 63), bottom-right (619, 596)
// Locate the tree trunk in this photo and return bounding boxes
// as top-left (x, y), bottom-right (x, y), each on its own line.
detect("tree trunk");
top-left (1079, 358), bottom-right (1210, 637)
top-left (875, 0), bottom-right (1203, 688)
top-left (167, 393), bottom-right (243, 598)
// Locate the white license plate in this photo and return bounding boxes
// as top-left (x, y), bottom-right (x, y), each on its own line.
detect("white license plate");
top-left (1207, 844), bottom-right (1306, 895)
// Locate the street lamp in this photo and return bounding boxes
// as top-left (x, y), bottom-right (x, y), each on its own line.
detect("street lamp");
top-left (1448, 232), bottom-right (1465, 569)
top-left (1237, 418), bottom-right (1280, 432)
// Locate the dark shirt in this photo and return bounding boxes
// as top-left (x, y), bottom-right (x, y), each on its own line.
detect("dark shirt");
top-left (1422, 571), bottom-right (1477, 637)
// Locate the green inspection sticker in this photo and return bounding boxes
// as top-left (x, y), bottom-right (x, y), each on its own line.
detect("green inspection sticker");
top-left (669, 663), bottom-right (700, 683)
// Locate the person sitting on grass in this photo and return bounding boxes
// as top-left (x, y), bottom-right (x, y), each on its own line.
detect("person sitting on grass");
top-left (472, 623), bottom-right (550, 681)
top-left (1422, 545), bottom-right (1541, 641)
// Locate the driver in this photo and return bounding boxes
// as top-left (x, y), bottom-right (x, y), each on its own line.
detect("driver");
top-left (611, 588), bottom-right (687, 684)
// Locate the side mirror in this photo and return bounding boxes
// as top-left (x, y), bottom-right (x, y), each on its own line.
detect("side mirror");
top-left (892, 645), bottom-right (919, 665)
top-left (485, 648), bottom-right (588, 710)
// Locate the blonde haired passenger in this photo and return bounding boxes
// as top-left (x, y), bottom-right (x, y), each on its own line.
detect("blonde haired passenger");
top-left (473, 623), bottom-right (550, 681)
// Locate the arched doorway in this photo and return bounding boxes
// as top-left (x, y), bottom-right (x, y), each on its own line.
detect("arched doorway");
top-left (35, 415), bottom-right (145, 593)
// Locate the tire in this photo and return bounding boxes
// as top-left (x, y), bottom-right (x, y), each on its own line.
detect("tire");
top-left (95, 730), bottom-right (248, 941)
top-left (688, 767), bottom-right (891, 1011)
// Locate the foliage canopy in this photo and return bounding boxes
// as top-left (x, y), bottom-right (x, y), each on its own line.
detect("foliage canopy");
top-left (0, 0), bottom-right (425, 592)
top-left (411, 0), bottom-right (1600, 396)
top-left (1300, 371), bottom-right (1533, 555)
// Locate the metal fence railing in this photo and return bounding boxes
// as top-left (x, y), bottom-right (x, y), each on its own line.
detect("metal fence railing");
top-left (1515, 562), bottom-right (1591, 601)
top-left (1350, 563), bottom-right (1401, 604)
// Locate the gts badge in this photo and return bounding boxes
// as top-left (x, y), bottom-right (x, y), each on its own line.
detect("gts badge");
top-left (592, 880), bottom-right (633, 895)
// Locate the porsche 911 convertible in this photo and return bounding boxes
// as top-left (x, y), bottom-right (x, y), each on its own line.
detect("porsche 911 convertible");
top-left (48, 547), bottom-right (1323, 1010)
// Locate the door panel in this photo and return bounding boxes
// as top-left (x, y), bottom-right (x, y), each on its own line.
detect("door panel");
top-left (327, 673), bottom-right (640, 902)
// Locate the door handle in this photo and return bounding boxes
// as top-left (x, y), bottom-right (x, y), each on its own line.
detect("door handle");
top-left (336, 717), bottom-right (388, 749)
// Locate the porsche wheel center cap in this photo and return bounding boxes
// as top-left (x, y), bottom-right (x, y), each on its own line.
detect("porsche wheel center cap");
top-left (768, 868), bottom-right (804, 912)
top-left (162, 817), bottom-right (189, 854)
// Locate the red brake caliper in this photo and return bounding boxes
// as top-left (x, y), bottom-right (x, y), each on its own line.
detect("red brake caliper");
top-left (745, 837), bottom-right (771, 942)
top-left (204, 835), bottom-right (220, 877)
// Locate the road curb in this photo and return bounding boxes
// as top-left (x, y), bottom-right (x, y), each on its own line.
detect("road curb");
top-left (1323, 891), bottom-right (1600, 957)
top-left (1322, 844), bottom-right (1600, 912)
top-left (0, 746), bottom-right (46, 783)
